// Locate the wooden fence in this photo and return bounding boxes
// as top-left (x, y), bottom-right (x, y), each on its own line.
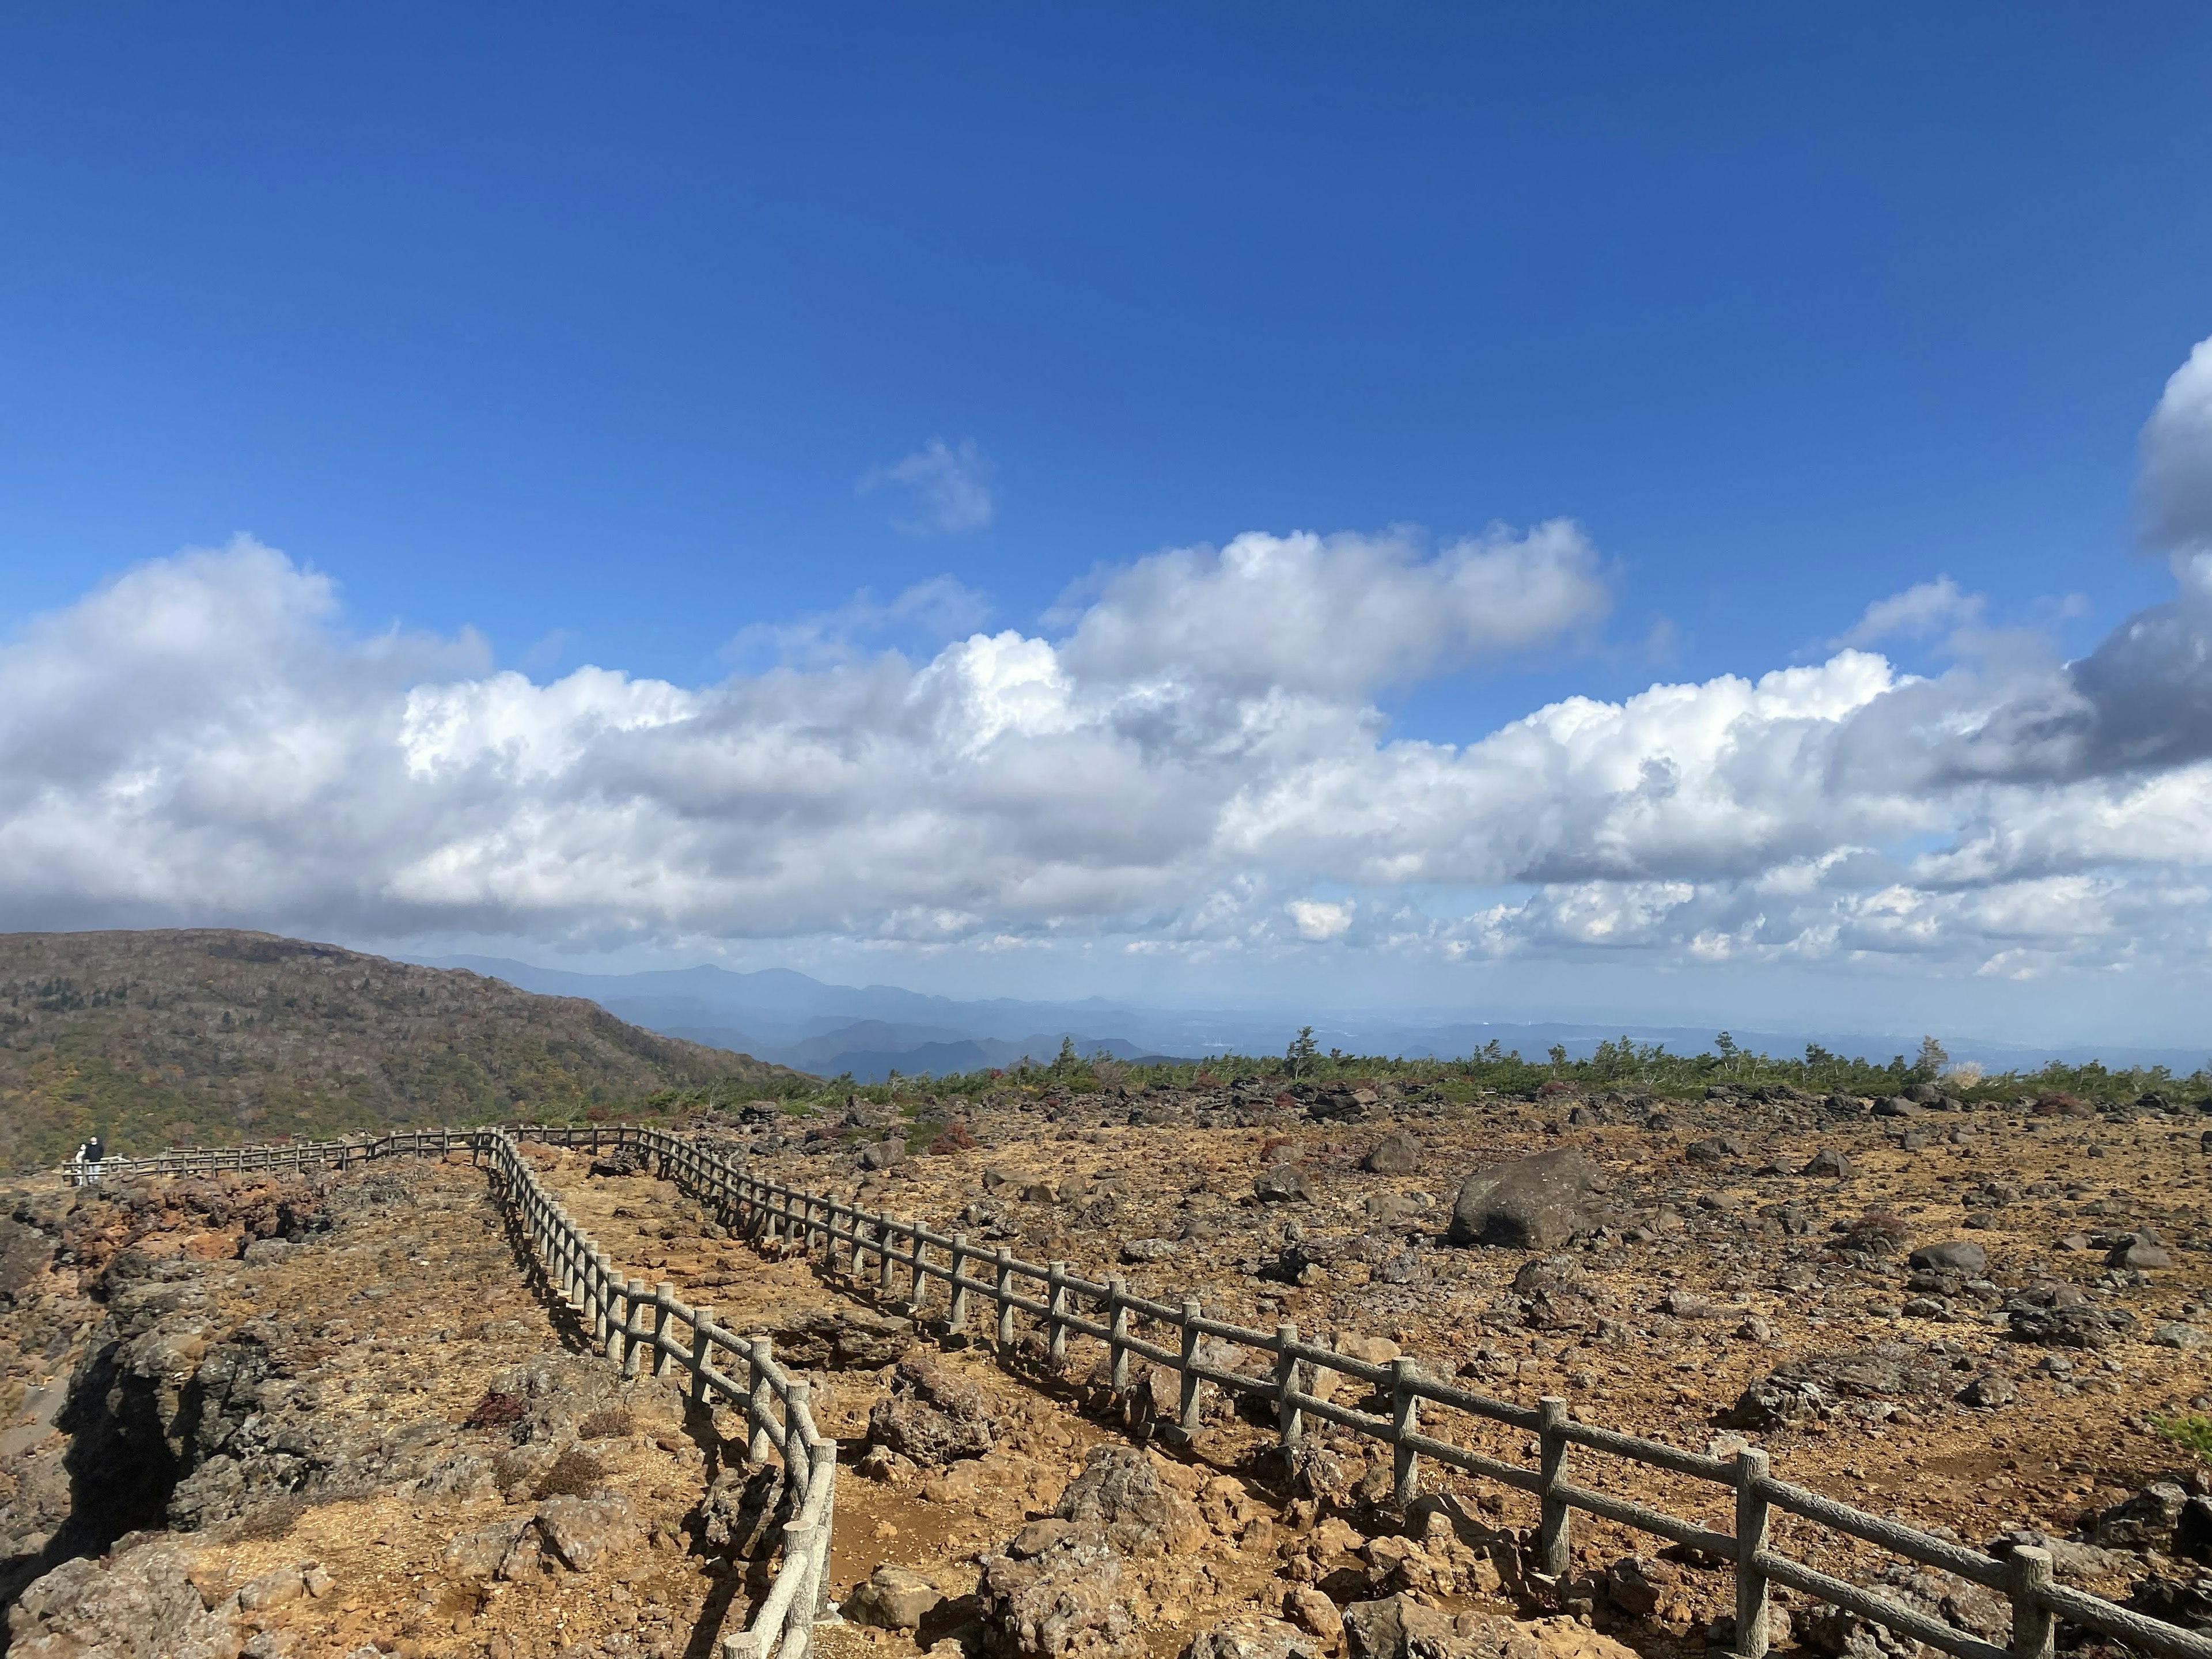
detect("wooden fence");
top-left (567, 1121), bottom-right (2209, 1659)
top-left (69, 1126), bottom-right (835, 1659)
top-left (478, 1129), bottom-right (836, 1659)
top-left (67, 1123), bottom-right (2212, 1659)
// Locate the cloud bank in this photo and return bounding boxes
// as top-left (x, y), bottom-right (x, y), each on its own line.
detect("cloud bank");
top-left (6, 338), bottom-right (2212, 993)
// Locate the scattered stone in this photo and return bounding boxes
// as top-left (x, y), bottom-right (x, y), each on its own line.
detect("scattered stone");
top-left (1364, 1131), bottom-right (1422, 1175)
top-left (1873, 1097), bottom-right (1923, 1119)
top-left (1958, 1373), bottom-right (2016, 1409)
top-left (1184, 1616), bottom-right (1321, 1659)
top-left (2157, 1323), bottom-right (2209, 1350)
top-left (849, 1563), bottom-right (945, 1631)
top-left (1121, 1237), bottom-right (1180, 1263)
top-left (1909, 1241), bottom-right (1988, 1275)
top-left (1282, 1586), bottom-right (1345, 1646)
top-left (1255, 1166), bottom-right (1312, 1204)
top-left (1685, 1135), bottom-right (1746, 1166)
top-left (2109, 1233), bottom-right (2175, 1270)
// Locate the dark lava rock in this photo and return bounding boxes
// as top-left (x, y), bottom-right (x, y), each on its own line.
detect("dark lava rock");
top-left (1449, 1149), bottom-right (1597, 1250)
top-left (1362, 1131), bottom-right (1422, 1176)
top-left (1254, 1166), bottom-right (1312, 1205)
top-left (771, 1306), bottom-right (916, 1370)
top-left (1729, 1344), bottom-right (1954, 1429)
top-left (1908, 1240), bottom-right (1988, 1275)
top-left (1801, 1148), bottom-right (1857, 1179)
top-left (868, 1355), bottom-right (998, 1466)
top-left (1685, 1135), bottom-right (1747, 1166)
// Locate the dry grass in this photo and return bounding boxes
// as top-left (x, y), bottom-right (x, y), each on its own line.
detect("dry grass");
top-left (536, 1446), bottom-right (605, 1498)
top-left (578, 1406), bottom-right (634, 1440)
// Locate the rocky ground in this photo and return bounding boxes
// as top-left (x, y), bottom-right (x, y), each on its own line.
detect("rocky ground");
top-left (1, 1077), bottom-right (2207, 1659)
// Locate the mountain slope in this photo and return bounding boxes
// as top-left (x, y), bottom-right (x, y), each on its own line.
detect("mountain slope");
top-left (0, 930), bottom-right (800, 1169)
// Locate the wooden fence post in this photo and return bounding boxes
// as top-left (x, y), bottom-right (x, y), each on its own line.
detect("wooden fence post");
top-left (652, 1283), bottom-right (675, 1377)
top-left (1537, 1396), bottom-right (1571, 1579)
top-left (906, 1224), bottom-right (927, 1315)
top-left (1733, 1447), bottom-right (1771, 1659)
top-left (783, 1380), bottom-right (812, 1493)
top-left (1177, 1298), bottom-right (1203, 1438)
top-left (878, 1214), bottom-right (897, 1294)
top-left (995, 1249), bottom-right (1016, 1346)
top-left (1391, 1358), bottom-right (1420, 1504)
top-left (623, 1278), bottom-right (648, 1377)
top-left (1046, 1263), bottom-right (1069, 1368)
top-left (2010, 1546), bottom-right (2055, 1659)
top-left (948, 1234), bottom-right (970, 1334)
top-left (1275, 1321), bottom-right (1302, 1449)
top-left (748, 1338), bottom-right (775, 1465)
top-left (690, 1306), bottom-right (715, 1405)
top-left (1109, 1279), bottom-right (1131, 1395)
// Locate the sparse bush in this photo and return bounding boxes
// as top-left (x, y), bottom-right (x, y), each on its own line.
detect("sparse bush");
top-left (2158, 1415), bottom-right (2212, 1459)
top-left (927, 1121), bottom-right (977, 1155)
top-left (536, 1446), bottom-right (605, 1498)
top-left (491, 1448), bottom-right (540, 1493)
top-left (578, 1407), bottom-right (634, 1440)
top-left (464, 1389), bottom-right (528, 1429)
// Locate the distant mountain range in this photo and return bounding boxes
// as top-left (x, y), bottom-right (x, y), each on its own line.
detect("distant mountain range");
top-left (426, 956), bottom-right (2212, 1082)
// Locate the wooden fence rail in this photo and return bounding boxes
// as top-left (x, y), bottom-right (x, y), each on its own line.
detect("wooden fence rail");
top-left (69, 1127), bottom-right (835, 1659)
top-left (69, 1123), bottom-right (2212, 1659)
top-left (572, 1120), bottom-right (2202, 1659)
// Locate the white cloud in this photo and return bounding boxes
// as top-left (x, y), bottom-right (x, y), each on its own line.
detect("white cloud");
top-left (1287, 899), bottom-right (1352, 941)
top-left (1830, 577), bottom-right (1984, 650)
top-left (10, 337), bottom-right (2212, 997)
top-left (2141, 335), bottom-right (2212, 558)
top-left (1058, 522), bottom-right (1609, 699)
top-left (862, 438), bottom-right (995, 535)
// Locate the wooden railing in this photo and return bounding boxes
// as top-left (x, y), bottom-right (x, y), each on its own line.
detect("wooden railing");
top-left (70, 1122), bottom-right (2212, 1659)
top-left (569, 1122), bottom-right (2207, 1659)
top-left (67, 1126), bottom-right (835, 1659)
top-left (480, 1130), bottom-right (835, 1659)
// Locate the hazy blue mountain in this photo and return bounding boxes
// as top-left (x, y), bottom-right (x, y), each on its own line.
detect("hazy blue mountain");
top-left (424, 956), bottom-right (2209, 1082)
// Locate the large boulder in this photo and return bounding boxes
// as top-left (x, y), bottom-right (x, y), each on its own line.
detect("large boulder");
top-left (1908, 1240), bottom-right (1987, 1275)
top-left (7, 1535), bottom-right (243, 1659)
top-left (849, 1564), bottom-right (945, 1631)
top-left (1052, 1445), bottom-right (1203, 1554)
top-left (1449, 1149), bottom-right (1597, 1249)
top-left (869, 1355), bottom-right (998, 1465)
top-left (1185, 1618), bottom-right (1322, 1659)
top-left (1363, 1132), bottom-right (1422, 1175)
top-left (772, 1306), bottom-right (916, 1370)
top-left (976, 1534), bottom-right (1139, 1658)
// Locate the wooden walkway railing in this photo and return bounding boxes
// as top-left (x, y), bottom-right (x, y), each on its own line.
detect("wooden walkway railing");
top-left (73, 1127), bottom-right (835, 1659)
top-left (69, 1123), bottom-right (2212, 1659)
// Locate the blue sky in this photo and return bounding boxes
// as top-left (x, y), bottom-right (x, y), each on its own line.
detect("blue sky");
top-left (5, 5), bottom-right (2212, 1045)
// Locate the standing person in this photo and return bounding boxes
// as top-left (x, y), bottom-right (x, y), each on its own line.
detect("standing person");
top-left (84, 1135), bottom-right (103, 1183)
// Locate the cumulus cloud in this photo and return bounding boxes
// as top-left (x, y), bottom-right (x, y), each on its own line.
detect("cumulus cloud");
top-left (862, 438), bottom-right (995, 534)
top-left (2141, 336), bottom-right (2212, 558)
top-left (1829, 577), bottom-right (1984, 650)
top-left (9, 337), bottom-right (2212, 988)
top-left (1058, 522), bottom-right (1611, 699)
